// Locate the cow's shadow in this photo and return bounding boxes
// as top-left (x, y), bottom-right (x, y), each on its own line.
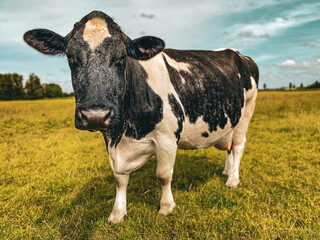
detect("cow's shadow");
top-left (60, 149), bottom-right (225, 238)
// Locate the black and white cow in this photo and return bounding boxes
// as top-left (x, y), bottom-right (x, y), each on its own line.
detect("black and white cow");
top-left (24, 11), bottom-right (259, 224)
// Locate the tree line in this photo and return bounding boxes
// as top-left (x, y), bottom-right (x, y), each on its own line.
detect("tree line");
top-left (262, 80), bottom-right (320, 90)
top-left (0, 73), bottom-right (74, 100)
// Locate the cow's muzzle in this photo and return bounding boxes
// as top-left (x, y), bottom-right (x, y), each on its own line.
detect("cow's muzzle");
top-left (77, 108), bottom-right (114, 130)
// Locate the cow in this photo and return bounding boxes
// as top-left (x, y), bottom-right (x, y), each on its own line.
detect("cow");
top-left (24, 11), bottom-right (259, 224)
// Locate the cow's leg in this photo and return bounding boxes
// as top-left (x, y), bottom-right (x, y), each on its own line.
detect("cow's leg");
top-left (226, 87), bottom-right (257, 189)
top-left (108, 173), bottom-right (129, 224)
top-left (156, 144), bottom-right (177, 216)
top-left (222, 150), bottom-right (233, 176)
top-left (225, 135), bottom-right (246, 188)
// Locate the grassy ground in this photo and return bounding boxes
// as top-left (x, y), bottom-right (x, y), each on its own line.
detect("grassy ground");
top-left (0, 91), bottom-right (319, 239)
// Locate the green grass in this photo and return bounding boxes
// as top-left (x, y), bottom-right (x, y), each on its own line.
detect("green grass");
top-left (0, 92), bottom-right (319, 239)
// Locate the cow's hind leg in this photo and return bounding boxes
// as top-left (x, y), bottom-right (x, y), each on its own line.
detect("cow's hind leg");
top-left (222, 149), bottom-right (234, 176)
top-left (156, 139), bottom-right (177, 216)
top-left (108, 173), bottom-right (129, 224)
top-left (226, 86), bottom-right (257, 189)
top-left (225, 135), bottom-right (246, 188)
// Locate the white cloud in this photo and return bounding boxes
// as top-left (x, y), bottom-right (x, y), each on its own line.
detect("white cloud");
top-left (276, 58), bottom-right (320, 71)
top-left (235, 17), bottom-right (296, 39)
top-left (277, 59), bottom-right (297, 67)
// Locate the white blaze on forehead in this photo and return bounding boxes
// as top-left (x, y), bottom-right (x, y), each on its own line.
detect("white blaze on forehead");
top-left (83, 17), bottom-right (111, 50)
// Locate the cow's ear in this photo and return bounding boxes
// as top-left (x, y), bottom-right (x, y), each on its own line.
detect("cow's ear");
top-left (24, 29), bottom-right (67, 55)
top-left (127, 36), bottom-right (165, 60)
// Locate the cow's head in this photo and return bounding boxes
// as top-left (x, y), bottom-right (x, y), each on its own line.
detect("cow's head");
top-left (24, 11), bottom-right (165, 131)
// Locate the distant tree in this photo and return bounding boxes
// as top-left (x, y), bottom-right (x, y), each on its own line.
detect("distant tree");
top-left (289, 82), bottom-right (293, 89)
top-left (0, 73), bottom-right (24, 100)
top-left (293, 84), bottom-right (296, 89)
top-left (300, 83), bottom-right (304, 89)
top-left (25, 73), bottom-right (44, 99)
top-left (43, 83), bottom-right (63, 98)
top-left (307, 80), bottom-right (320, 89)
top-left (263, 83), bottom-right (267, 90)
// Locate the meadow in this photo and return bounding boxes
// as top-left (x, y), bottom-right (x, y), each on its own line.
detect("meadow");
top-left (0, 91), bottom-right (319, 239)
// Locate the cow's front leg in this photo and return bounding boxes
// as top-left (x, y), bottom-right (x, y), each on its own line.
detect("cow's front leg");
top-left (108, 173), bottom-right (129, 224)
top-left (156, 145), bottom-right (177, 216)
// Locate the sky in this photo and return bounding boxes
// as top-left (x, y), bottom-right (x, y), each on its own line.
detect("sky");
top-left (0, 0), bottom-right (319, 92)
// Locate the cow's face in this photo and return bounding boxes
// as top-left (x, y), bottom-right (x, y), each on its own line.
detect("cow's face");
top-left (24, 11), bottom-right (165, 131)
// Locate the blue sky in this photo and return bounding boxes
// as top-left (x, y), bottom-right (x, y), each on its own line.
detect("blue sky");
top-left (0, 0), bottom-right (319, 92)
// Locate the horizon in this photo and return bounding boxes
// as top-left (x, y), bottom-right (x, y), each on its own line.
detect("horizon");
top-left (1, 0), bottom-right (319, 93)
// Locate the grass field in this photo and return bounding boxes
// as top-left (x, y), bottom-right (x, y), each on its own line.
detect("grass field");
top-left (0, 91), bottom-right (319, 239)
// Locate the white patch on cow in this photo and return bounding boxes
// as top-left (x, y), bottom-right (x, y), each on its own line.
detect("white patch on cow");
top-left (213, 48), bottom-right (238, 52)
top-left (246, 76), bottom-right (257, 101)
top-left (162, 53), bottom-right (191, 73)
top-left (162, 52), bottom-right (190, 84)
top-left (83, 17), bottom-right (111, 50)
top-left (237, 73), bottom-right (241, 79)
top-left (108, 136), bottom-right (155, 174)
top-left (178, 116), bottom-right (234, 149)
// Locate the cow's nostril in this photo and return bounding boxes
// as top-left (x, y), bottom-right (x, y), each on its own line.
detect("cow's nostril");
top-left (104, 108), bottom-right (114, 125)
top-left (109, 108), bottom-right (115, 118)
top-left (78, 109), bottom-right (89, 128)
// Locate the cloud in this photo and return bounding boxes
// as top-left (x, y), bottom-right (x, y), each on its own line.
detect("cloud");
top-left (235, 18), bottom-right (296, 39)
top-left (276, 58), bottom-right (320, 71)
top-left (277, 59), bottom-right (296, 67)
top-left (140, 13), bottom-right (154, 19)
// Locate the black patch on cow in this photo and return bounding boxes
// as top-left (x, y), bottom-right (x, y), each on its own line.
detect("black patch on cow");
top-left (168, 94), bottom-right (185, 144)
top-left (201, 131), bottom-right (209, 138)
top-left (108, 58), bottom-right (164, 147)
top-left (163, 49), bottom-right (259, 132)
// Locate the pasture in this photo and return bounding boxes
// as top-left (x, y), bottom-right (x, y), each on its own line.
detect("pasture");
top-left (0, 91), bottom-right (319, 239)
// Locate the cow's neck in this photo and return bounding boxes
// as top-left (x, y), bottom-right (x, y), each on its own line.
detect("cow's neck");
top-left (107, 58), bottom-right (163, 148)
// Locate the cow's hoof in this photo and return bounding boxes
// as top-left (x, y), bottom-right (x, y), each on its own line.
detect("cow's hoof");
top-left (225, 177), bottom-right (240, 189)
top-left (159, 202), bottom-right (176, 216)
top-left (107, 211), bottom-right (127, 224)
